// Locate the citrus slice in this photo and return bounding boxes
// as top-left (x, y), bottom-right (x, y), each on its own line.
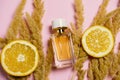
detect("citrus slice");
top-left (82, 25), bottom-right (114, 57)
top-left (1, 40), bottom-right (39, 76)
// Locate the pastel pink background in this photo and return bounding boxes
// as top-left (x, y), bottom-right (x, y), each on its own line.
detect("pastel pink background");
top-left (0, 0), bottom-right (119, 80)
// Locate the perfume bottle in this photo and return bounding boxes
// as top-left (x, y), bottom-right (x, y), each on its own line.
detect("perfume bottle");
top-left (51, 19), bottom-right (74, 68)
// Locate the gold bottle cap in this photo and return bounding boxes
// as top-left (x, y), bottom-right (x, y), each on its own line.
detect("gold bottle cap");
top-left (52, 18), bottom-right (67, 29)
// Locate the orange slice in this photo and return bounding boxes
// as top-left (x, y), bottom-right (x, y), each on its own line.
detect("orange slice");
top-left (82, 25), bottom-right (114, 57)
top-left (1, 40), bottom-right (38, 76)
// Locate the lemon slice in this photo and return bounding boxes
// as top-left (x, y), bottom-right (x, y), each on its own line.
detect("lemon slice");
top-left (82, 25), bottom-right (114, 57)
top-left (1, 40), bottom-right (39, 76)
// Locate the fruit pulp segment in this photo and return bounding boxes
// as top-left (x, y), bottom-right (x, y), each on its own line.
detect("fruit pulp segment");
top-left (4, 43), bottom-right (35, 73)
top-left (86, 29), bottom-right (110, 53)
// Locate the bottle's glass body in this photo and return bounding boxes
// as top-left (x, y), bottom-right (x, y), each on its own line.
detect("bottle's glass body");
top-left (51, 27), bottom-right (74, 68)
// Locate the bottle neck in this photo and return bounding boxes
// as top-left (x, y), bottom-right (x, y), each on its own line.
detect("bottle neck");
top-left (57, 28), bottom-right (64, 34)
top-left (53, 27), bottom-right (68, 34)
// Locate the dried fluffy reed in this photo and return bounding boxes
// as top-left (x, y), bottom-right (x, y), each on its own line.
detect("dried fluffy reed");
top-left (73, 0), bottom-right (120, 80)
top-left (6, 0), bottom-right (26, 42)
top-left (72, 0), bottom-right (88, 80)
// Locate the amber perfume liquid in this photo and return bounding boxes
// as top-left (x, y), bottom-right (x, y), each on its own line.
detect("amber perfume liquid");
top-left (51, 27), bottom-right (74, 68)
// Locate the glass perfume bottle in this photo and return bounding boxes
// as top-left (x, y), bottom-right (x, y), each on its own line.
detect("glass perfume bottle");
top-left (51, 19), bottom-right (74, 68)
